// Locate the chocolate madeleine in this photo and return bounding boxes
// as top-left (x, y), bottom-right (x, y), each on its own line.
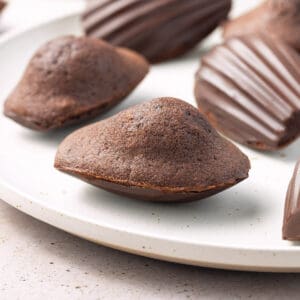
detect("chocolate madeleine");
top-left (0, 1), bottom-right (6, 12)
top-left (82, 0), bottom-right (232, 63)
top-left (4, 36), bottom-right (149, 131)
top-left (223, 0), bottom-right (300, 52)
top-left (283, 160), bottom-right (300, 241)
top-left (55, 97), bottom-right (250, 202)
top-left (195, 35), bottom-right (300, 151)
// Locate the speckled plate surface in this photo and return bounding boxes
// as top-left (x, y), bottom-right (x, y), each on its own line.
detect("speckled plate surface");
top-left (1, 1), bottom-right (300, 272)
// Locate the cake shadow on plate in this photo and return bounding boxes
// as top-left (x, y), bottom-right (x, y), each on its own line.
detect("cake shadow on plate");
top-left (266, 139), bottom-right (300, 162)
top-left (81, 184), bottom-right (267, 227)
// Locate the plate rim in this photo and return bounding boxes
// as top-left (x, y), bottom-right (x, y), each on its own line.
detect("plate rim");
top-left (1, 179), bottom-right (300, 273)
top-left (1, 12), bottom-right (300, 273)
top-left (0, 11), bottom-right (81, 46)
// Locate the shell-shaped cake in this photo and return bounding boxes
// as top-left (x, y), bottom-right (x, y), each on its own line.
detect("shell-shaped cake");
top-left (55, 97), bottom-right (250, 202)
top-left (195, 35), bottom-right (300, 151)
top-left (223, 0), bottom-right (300, 52)
top-left (0, 1), bottom-right (5, 12)
top-left (4, 36), bottom-right (149, 131)
top-left (283, 160), bottom-right (300, 241)
top-left (82, 0), bottom-right (232, 63)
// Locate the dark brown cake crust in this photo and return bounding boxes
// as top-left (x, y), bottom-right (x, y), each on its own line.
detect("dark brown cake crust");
top-left (82, 0), bottom-right (232, 63)
top-left (195, 35), bottom-right (300, 151)
top-left (4, 36), bottom-right (149, 131)
top-left (55, 97), bottom-right (250, 202)
top-left (223, 0), bottom-right (300, 52)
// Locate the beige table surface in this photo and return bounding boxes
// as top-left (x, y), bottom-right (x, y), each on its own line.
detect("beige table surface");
top-left (2, 199), bottom-right (300, 300)
top-left (1, 199), bottom-right (300, 300)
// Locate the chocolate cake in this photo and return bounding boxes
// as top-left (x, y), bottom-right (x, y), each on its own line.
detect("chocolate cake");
top-left (55, 97), bottom-right (250, 202)
top-left (195, 35), bottom-right (300, 151)
top-left (283, 160), bottom-right (300, 241)
top-left (4, 36), bottom-right (149, 131)
top-left (82, 0), bottom-right (232, 63)
top-left (223, 0), bottom-right (300, 52)
top-left (0, 1), bottom-right (6, 12)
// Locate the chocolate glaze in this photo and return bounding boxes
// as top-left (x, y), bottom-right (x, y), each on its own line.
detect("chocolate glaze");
top-left (82, 0), bottom-right (232, 63)
top-left (283, 160), bottom-right (300, 241)
top-left (4, 36), bottom-right (149, 131)
top-left (195, 35), bottom-right (300, 151)
top-left (55, 97), bottom-right (250, 202)
top-left (223, 0), bottom-right (300, 52)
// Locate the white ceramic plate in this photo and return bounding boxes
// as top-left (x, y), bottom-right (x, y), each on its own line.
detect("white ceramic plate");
top-left (1, 1), bottom-right (300, 272)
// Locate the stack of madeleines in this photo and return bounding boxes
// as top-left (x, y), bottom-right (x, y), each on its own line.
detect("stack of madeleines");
top-left (3, 0), bottom-right (300, 241)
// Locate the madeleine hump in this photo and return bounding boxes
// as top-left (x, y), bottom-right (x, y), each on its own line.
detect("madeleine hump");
top-left (55, 97), bottom-right (250, 202)
top-left (4, 36), bottom-right (149, 131)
